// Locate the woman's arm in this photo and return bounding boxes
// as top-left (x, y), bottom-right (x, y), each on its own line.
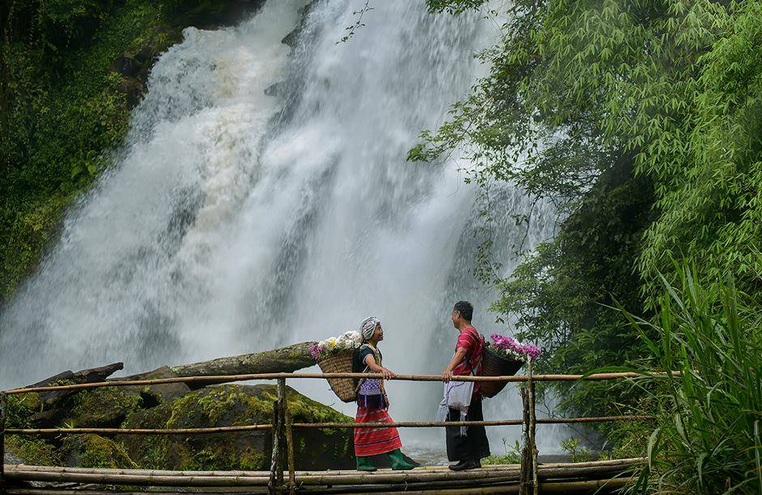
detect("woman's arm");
top-left (364, 354), bottom-right (395, 380)
top-left (441, 347), bottom-right (467, 382)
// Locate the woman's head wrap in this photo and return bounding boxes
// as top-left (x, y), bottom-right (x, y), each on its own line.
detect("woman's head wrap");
top-left (360, 316), bottom-right (381, 341)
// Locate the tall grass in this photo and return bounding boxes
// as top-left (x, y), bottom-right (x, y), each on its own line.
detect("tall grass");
top-left (617, 265), bottom-right (762, 495)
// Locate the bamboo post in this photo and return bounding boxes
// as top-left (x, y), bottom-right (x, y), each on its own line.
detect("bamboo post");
top-left (284, 387), bottom-right (296, 495)
top-left (276, 378), bottom-right (286, 492)
top-left (268, 397), bottom-right (280, 493)
top-left (519, 388), bottom-right (531, 495)
top-left (527, 359), bottom-right (538, 495)
top-left (1, 391), bottom-right (7, 493)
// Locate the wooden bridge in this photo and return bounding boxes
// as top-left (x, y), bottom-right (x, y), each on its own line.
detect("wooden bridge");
top-left (0, 367), bottom-right (657, 494)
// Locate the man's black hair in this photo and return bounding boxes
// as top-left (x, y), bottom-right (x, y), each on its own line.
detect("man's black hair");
top-left (454, 301), bottom-right (474, 322)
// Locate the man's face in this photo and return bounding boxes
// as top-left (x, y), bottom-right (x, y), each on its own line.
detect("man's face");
top-left (451, 310), bottom-right (460, 328)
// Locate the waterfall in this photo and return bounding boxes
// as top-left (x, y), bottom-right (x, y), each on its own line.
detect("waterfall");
top-left (0, 0), bottom-right (561, 454)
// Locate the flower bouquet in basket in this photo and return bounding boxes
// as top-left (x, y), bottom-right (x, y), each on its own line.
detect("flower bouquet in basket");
top-left (481, 334), bottom-right (541, 398)
top-left (309, 331), bottom-right (362, 402)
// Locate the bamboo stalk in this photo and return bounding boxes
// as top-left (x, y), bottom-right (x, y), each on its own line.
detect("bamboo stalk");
top-left (4, 416), bottom-right (652, 437)
top-left (528, 359), bottom-right (538, 495)
top-left (268, 398), bottom-right (279, 492)
top-left (1, 391), bottom-right (6, 491)
top-left (519, 388), bottom-right (530, 495)
top-left (2, 464), bottom-right (635, 487)
top-left (284, 389), bottom-right (296, 495)
top-left (3, 371), bottom-right (681, 395)
top-left (276, 378), bottom-right (286, 491)
top-left (5, 478), bottom-right (632, 495)
top-left (5, 425), bottom-right (272, 435)
top-left (320, 478), bottom-right (632, 495)
top-left (6, 490), bottom-right (268, 495)
top-left (3, 458), bottom-right (642, 477)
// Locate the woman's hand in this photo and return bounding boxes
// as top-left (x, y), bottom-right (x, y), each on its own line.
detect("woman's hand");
top-left (442, 370), bottom-right (452, 382)
top-left (381, 367), bottom-right (396, 380)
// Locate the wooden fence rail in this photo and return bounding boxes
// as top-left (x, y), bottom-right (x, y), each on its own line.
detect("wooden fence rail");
top-left (2, 370), bottom-right (677, 396)
top-left (0, 368), bottom-right (669, 494)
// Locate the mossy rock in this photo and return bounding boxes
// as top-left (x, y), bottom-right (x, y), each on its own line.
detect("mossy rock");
top-left (61, 434), bottom-right (138, 469)
top-left (6, 393), bottom-right (42, 428)
top-left (124, 365), bottom-right (191, 405)
top-left (64, 387), bottom-right (143, 428)
top-left (5, 436), bottom-right (61, 466)
top-left (120, 384), bottom-right (354, 470)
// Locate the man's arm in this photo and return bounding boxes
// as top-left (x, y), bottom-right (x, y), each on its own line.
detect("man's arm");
top-left (441, 347), bottom-right (467, 382)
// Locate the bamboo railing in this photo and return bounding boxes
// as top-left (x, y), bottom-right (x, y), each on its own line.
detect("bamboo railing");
top-left (0, 368), bottom-right (665, 494)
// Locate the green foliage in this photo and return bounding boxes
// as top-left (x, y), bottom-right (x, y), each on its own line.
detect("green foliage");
top-left (492, 159), bottom-right (653, 422)
top-left (5, 435), bottom-right (61, 466)
top-left (61, 434), bottom-right (138, 469)
top-left (560, 437), bottom-right (593, 463)
top-left (482, 437), bottom-right (522, 465)
top-left (0, 0), bottom-right (220, 300)
top-left (618, 265), bottom-right (762, 494)
top-left (418, 0), bottom-right (762, 437)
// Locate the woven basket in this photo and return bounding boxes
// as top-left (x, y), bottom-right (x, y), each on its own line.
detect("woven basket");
top-left (317, 350), bottom-right (356, 403)
top-left (480, 344), bottom-right (525, 398)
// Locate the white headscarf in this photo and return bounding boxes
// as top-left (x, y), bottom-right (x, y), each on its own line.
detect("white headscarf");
top-left (360, 316), bottom-right (380, 342)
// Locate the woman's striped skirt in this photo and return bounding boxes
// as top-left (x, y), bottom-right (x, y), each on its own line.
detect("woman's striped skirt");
top-left (354, 405), bottom-right (402, 457)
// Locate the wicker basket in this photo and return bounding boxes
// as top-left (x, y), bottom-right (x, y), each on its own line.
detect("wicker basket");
top-left (317, 350), bottom-right (356, 403)
top-left (480, 344), bottom-right (525, 398)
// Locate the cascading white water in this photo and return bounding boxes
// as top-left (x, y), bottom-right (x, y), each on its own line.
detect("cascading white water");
top-left (0, 0), bottom-right (563, 454)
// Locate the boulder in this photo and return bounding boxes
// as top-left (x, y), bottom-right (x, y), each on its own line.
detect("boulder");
top-left (120, 384), bottom-right (354, 470)
top-left (123, 365), bottom-right (191, 405)
top-left (61, 434), bottom-right (137, 469)
top-left (63, 387), bottom-right (143, 428)
top-left (11, 363), bottom-right (124, 428)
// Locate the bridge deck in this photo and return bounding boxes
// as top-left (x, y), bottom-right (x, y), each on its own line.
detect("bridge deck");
top-left (3, 458), bottom-right (641, 494)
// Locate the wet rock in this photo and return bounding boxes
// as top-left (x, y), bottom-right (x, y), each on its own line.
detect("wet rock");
top-left (281, 0), bottom-right (320, 48)
top-left (109, 53), bottom-right (140, 78)
top-left (4, 447), bottom-right (26, 465)
top-left (116, 78), bottom-right (146, 108)
top-left (265, 82), bottom-right (285, 97)
top-left (164, 0), bottom-right (268, 30)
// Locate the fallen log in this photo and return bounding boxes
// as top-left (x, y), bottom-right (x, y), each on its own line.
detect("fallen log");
top-left (121, 342), bottom-right (318, 388)
top-left (18, 363), bottom-right (124, 427)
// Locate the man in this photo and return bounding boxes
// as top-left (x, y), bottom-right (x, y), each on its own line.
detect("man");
top-left (441, 300), bottom-right (490, 471)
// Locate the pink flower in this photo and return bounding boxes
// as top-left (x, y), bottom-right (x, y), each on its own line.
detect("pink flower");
top-left (490, 333), bottom-right (541, 361)
top-left (309, 344), bottom-right (323, 361)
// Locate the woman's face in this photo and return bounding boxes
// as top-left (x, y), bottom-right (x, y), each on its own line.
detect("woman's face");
top-left (373, 324), bottom-right (384, 342)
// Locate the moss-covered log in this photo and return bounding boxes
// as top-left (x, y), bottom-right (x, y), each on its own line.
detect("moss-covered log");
top-left (166, 342), bottom-right (317, 381)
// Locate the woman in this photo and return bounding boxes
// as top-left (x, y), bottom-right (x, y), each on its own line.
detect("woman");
top-left (354, 316), bottom-right (414, 471)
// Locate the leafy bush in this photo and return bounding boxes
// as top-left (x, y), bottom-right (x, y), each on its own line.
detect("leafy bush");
top-left (619, 265), bottom-right (762, 494)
